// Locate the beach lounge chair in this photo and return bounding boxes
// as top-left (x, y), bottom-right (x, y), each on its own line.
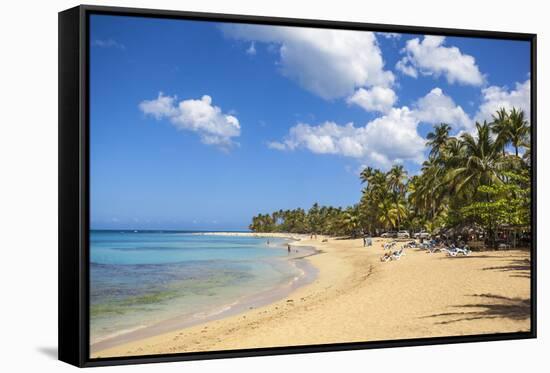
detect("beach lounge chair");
top-left (456, 245), bottom-right (471, 256)
top-left (424, 242), bottom-right (441, 253)
top-left (383, 241), bottom-right (397, 250)
top-left (390, 247), bottom-right (406, 260)
top-left (444, 245), bottom-right (471, 256)
top-left (439, 243), bottom-right (456, 254)
top-left (446, 248), bottom-right (459, 256)
top-left (427, 245), bottom-right (439, 254)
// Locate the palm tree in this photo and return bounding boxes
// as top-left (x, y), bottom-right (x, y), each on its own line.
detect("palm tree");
top-left (387, 165), bottom-right (407, 192)
top-left (507, 108), bottom-right (529, 157)
top-left (387, 165), bottom-right (408, 230)
top-left (453, 121), bottom-right (504, 195)
top-left (360, 166), bottom-right (374, 184)
top-left (443, 137), bottom-right (465, 163)
top-left (341, 207), bottom-right (360, 237)
top-left (417, 159), bottom-right (442, 218)
top-left (307, 203), bottom-right (321, 234)
top-left (378, 198), bottom-right (397, 230)
top-left (426, 123), bottom-right (452, 160)
top-left (490, 107), bottom-right (510, 156)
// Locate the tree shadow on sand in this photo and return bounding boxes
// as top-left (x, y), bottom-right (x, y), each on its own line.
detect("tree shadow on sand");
top-left (437, 255), bottom-right (531, 279)
top-left (421, 294), bottom-right (531, 325)
top-left (482, 258), bottom-right (531, 279)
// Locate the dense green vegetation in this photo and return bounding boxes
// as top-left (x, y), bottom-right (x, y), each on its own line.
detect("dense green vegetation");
top-left (249, 108), bottom-right (531, 246)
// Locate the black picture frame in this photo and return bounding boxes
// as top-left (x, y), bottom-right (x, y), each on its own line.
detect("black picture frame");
top-left (58, 4), bottom-right (537, 368)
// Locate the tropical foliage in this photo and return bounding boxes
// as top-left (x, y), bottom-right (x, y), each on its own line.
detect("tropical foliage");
top-left (249, 108), bottom-right (531, 246)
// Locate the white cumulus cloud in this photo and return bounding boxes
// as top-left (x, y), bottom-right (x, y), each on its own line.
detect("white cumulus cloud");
top-left (347, 86), bottom-right (397, 113)
top-left (412, 87), bottom-right (473, 131)
top-left (378, 32), bottom-right (402, 39)
top-left (268, 107), bottom-right (425, 168)
top-left (395, 58), bottom-right (418, 78)
top-left (267, 141), bottom-right (287, 151)
top-left (139, 93), bottom-right (177, 119)
top-left (475, 79), bottom-right (531, 123)
top-left (396, 35), bottom-right (484, 86)
top-left (221, 24), bottom-right (395, 100)
top-left (139, 93), bottom-right (241, 148)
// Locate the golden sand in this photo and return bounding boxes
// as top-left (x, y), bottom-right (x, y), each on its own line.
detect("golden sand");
top-left (93, 234), bottom-right (531, 358)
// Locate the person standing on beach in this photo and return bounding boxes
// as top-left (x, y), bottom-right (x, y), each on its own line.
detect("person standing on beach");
top-left (363, 236), bottom-right (367, 247)
top-left (287, 243), bottom-right (291, 254)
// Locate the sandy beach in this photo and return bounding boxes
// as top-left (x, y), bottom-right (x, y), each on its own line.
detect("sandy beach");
top-left (92, 234), bottom-right (531, 358)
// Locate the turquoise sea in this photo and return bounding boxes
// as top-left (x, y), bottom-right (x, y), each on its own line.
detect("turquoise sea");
top-left (90, 231), bottom-right (315, 348)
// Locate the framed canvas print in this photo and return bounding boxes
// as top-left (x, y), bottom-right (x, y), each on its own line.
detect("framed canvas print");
top-left (58, 4), bottom-right (537, 367)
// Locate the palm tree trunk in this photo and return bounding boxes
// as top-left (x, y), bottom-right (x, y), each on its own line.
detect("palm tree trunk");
top-left (396, 203), bottom-right (400, 231)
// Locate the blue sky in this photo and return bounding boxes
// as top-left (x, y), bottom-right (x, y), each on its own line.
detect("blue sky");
top-left (89, 15), bottom-right (531, 230)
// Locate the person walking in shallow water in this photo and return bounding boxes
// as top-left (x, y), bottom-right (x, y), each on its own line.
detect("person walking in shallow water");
top-left (287, 243), bottom-right (291, 254)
